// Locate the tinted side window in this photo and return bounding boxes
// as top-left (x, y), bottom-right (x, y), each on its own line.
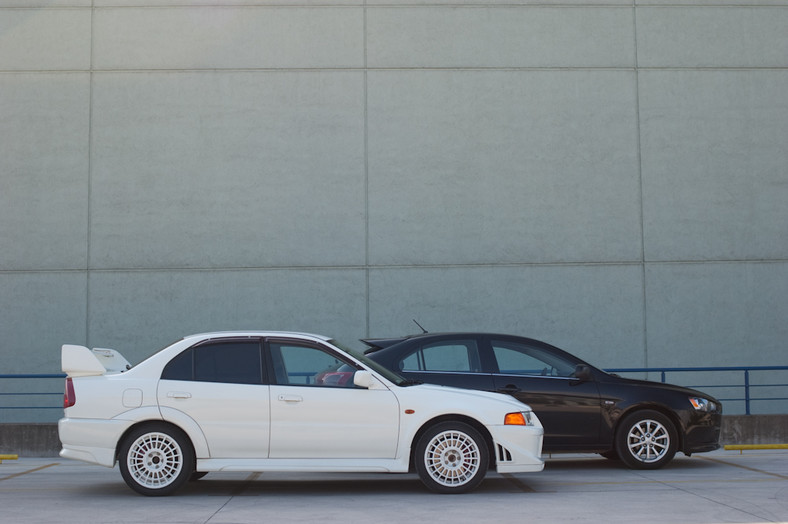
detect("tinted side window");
top-left (400, 340), bottom-right (480, 372)
top-left (270, 343), bottom-right (359, 387)
top-left (492, 340), bottom-right (575, 377)
top-left (161, 341), bottom-right (263, 385)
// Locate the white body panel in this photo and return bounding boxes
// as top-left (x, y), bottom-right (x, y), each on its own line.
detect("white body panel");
top-left (158, 380), bottom-right (270, 458)
top-left (59, 331), bottom-right (544, 480)
top-left (269, 384), bottom-right (400, 459)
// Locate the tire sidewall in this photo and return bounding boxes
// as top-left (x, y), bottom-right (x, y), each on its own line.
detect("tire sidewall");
top-left (615, 410), bottom-right (678, 470)
top-left (119, 423), bottom-right (195, 496)
top-left (414, 421), bottom-right (490, 494)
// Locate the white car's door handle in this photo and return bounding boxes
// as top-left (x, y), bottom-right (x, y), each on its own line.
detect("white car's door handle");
top-left (167, 391), bottom-right (192, 399)
top-left (278, 394), bottom-right (303, 403)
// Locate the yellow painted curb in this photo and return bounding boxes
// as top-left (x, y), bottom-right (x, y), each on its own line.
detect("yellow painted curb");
top-left (0, 454), bottom-right (19, 463)
top-left (724, 444), bottom-right (788, 454)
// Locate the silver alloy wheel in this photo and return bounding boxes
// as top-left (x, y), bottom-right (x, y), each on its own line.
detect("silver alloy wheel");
top-left (423, 429), bottom-right (481, 487)
top-left (625, 418), bottom-right (670, 463)
top-left (126, 431), bottom-right (184, 489)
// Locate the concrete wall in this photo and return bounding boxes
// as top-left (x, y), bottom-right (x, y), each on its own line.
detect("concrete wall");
top-left (1, 1), bottom-right (786, 422)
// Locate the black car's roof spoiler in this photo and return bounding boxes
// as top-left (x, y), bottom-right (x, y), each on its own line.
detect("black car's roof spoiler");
top-left (360, 337), bottom-right (408, 353)
top-left (362, 320), bottom-right (428, 353)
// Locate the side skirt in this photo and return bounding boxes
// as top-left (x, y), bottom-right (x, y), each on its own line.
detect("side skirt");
top-left (196, 457), bottom-right (410, 473)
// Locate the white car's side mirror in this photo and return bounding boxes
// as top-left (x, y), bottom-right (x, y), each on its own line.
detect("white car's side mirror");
top-left (353, 370), bottom-right (378, 389)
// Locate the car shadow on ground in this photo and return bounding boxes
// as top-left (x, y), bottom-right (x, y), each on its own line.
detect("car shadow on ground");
top-left (77, 473), bottom-right (543, 497)
top-left (187, 476), bottom-right (427, 496)
top-left (543, 454), bottom-right (718, 471)
top-left (73, 455), bottom-right (719, 498)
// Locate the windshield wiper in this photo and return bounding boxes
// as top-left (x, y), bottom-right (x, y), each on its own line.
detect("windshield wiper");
top-left (399, 378), bottom-right (423, 387)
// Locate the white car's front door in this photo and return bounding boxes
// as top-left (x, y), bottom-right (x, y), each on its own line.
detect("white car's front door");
top-left (267, 341), bottom-right (400, 459)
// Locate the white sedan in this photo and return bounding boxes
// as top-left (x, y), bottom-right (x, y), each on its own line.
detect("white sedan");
top-left (59, 332), bottom-right (544, 495)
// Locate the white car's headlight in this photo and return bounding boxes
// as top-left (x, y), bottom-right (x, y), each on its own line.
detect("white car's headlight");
top-left (504, 411), bottom-right (535, 426)
top-left (689, 397), bottom-right (716, 412)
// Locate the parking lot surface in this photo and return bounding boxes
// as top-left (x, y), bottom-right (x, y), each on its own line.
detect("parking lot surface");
top-left (1, 450), bottom-right (787, 524)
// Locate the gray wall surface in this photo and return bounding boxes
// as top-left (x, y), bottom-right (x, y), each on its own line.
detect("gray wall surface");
top-left (1, 1), bottom-right (786, 421)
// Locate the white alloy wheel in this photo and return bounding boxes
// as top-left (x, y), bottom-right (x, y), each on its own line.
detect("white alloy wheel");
top-left (616, 410), bottom-right (677, 470)
top-left (415, 422), bottom-right (489, 493)
top-left (119, 424), bottom-right (194, 496)
top-left (127, 432), bottom-right (183, 487)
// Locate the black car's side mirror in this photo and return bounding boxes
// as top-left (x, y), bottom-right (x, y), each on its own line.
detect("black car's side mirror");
top-left (572, 365), bottom-right (592, 383)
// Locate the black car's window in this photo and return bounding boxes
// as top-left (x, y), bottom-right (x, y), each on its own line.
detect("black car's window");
top-left (161, 340), bottom-right (263, 385)
top-left (400, 340), bottom-right (481, 373)
top-left (492, 340), bottom-right (575, 377)
top-left (270, 342), bottom-right (360, 388)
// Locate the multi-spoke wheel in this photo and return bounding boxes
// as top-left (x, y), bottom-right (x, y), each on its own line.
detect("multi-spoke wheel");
top-left (119, 423), bottom-right (194, 496)
top-left (615, 410), bottom-right (677, 470)
top-left (415, 421), bottom-right (489, 493)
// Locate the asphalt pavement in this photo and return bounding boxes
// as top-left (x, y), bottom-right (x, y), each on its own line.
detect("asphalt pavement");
top-left (1, 450), bottom-right (787, 523)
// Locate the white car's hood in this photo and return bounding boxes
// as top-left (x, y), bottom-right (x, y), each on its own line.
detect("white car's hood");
top-left (407, 382), bottom-right (533, 412)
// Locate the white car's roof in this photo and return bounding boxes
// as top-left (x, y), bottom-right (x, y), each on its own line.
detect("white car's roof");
top-left (112, 331), bottom-right (342, 379)
top-left (184, 331), bottom-right (334, 342)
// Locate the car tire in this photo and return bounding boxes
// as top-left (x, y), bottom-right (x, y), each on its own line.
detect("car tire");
top-left (615, 410), bottom-right (677, 470)
top-left (415, 421), bottom-right (489, 494)
top-left (119, 423), bottom-right (195, 496)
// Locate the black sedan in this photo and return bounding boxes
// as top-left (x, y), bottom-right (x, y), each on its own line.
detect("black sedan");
top-left (364, 332), bottom-right (722, 469)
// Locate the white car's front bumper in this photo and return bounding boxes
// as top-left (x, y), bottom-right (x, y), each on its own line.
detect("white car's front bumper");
top-left (490, 421), bottom-right (545, 474)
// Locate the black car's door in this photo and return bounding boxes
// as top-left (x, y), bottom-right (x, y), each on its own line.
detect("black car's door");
top-left (393, 337), bottom-right (497, 392)
top-left (487, 337), bottom-right (602, 451)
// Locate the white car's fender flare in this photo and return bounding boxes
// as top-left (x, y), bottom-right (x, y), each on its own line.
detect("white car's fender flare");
top-left (112, 406), bottom-right (210, 459)
top-left (157, 406), bottom-right (211, 458)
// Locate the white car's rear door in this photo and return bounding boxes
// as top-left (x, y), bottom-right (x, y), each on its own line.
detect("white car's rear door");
top-left (159, 380), bottom-right (270, 458)
top-left (157, 339), bottom-right (270, 458)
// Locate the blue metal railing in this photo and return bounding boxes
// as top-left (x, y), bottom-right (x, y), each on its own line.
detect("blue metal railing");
top-left (1, 367), bottom-right (787, 416)
top-left (604, 366), bottom-right (788, 415)
top-left (0, 374), bottom-right (67, 413)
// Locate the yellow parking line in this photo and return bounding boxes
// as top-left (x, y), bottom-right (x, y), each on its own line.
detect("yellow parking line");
top-left (0, 463), bottom-right (59, 482)
top-left (724, 444), bottom-right (788, 452)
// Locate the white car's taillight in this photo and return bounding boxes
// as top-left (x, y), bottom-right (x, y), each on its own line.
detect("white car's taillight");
top-left (64, 377), bottom-right (76, 408)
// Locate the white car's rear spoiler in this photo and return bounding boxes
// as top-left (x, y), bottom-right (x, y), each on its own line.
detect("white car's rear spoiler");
top-left (62, 344), bottom-right (131, 377)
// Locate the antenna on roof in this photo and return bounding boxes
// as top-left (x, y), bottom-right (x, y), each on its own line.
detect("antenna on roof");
top-left (413, 319), bottom-right (428, 334)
